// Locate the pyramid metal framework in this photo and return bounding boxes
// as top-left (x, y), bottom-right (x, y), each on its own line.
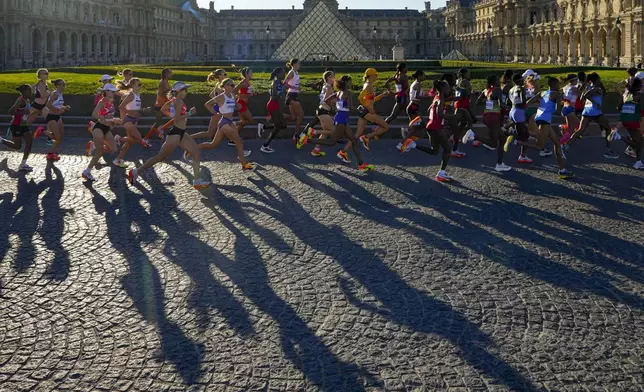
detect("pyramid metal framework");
top-left (271, 1), bottom-right (371, 61)
top-left (443, 50), bottom-right (469, 61)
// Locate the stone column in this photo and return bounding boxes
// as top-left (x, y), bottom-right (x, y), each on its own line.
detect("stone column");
top-left (558, 30), bottom-right (565, 63)
top-left (592, 27), bottom-right (598, 65)
top-left (569, 28), bottom-right (576, 63)
top-left (624, 16), bottom-right (632, 65)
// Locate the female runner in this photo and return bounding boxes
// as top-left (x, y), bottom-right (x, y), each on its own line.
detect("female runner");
top-left (506, 73), bottom-right (532, 163)
top-left (464, 75), bottom-right (511, 172)
top-left (142, 68), bottom-right (173, 147)
top-left (42, 79), bottom-right (70, 161)
top-left (198, 78), bottom-right (256, 171)
top-left (441, 72), bottom-right (473, 157)
top-left (300, 67), bottom-right (336, 137)
top-left (607, 77), bottom-right (643, 169)
top-left (565, 72), bottom-right (617, 159)
top-left (522, 70), bottom-right (553, 157)
top-left (29, 69), bottom-right (50, 142)
top-left (504, 77), bottom-right (573, 179)
top-left (128, 82), bottom-right (209, 189)
top-left (113, 78), bottom-right (150, 167)
top-left (260, 68), bottom-right (288, 153)
top-left (188, 69), bottom-right (227, 141)
top-left (83, 84), bottom-right (123, 181)
top-left (384, 62), bottom-right (408, 125)
top-left (401, 80), bottom-right (455, 182)
top-left (88, 74), bottom-right (115, 133)
top-left (302, 75), bottom-right (374, 171)
top-left (284, 59), bottom-right (304, 140)
top-left (340, 68), bottom-right (389, 156)
top-left (234, 67), bottom-right (262, 144)
top-left (0, 85), bottom-right (35, 171)
top-left (559, 74), bottom-right (580, 144)
top-left (399, 70), bottom-right (431, 152)
top-left (296, 70), bottom-right (337, 156)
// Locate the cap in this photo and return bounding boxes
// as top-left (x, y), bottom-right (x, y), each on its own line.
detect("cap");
top-left (100, 74), bottom-right (114, 82)
top-left (636, 71), bottom-right (644, 80)
top-left (172, 81), bottom-right (192, 91)
top-left (101, 83), bottom-right (118, 92)
top-left (364, 68), bottom-right (378, 77)
top-left (521, 69), bottom-right (540, 80)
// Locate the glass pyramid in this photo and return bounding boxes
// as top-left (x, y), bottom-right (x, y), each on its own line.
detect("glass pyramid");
top-left (272, 1), bottom-right (371, 61)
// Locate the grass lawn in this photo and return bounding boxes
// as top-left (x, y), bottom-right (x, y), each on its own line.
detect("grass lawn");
top-left (0, 64), bottom-right (629, 96)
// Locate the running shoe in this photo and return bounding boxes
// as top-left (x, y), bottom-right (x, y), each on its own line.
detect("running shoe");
top-left (482, 143), bottom-right (496, 151)
top-left (360, 135), bottom-right (370, 151)
top-left (296, 133), bottom-right (308, 149)
top-left (461, 129), bottom-right (476, 144)
top-left (604, 148), bottom-right (619, 159)
top-left (311, 148), bottom-right (326, 157)
top-left (517, 155), bottom-right (533, 164)
top-left (396, 142), bottom-right (403, 151)
top-left (400, 138), bottom-right (417, 153)
top-left (260, 145), bottom-right (275, 154)
top-left (633, 160), bottom-right (644, 170)
top-left (193, 178), bottom-right (210, 189)
top-left (127, 168), bottom-right (138, 184)
top-left (435, 170), bottom-right (453, 182)
top-left (82, 169), bottom-right (95, 181)
top-left (242, 162), bottom-right (256, 171)
top-left (34, 126), bottom-right (44, 139)
top-left (540, 149), bottom-right (553, 157)
top-left (495, 163), bottom-right (512, 172)
top-left (337, 150), bottom-right (351, 163)
top-left (358, 163), bottom-right (374, 171)
top-left (182, 151), bottom-right (193, 164)
top-left (228, 140), bottom-right (236, 147)
top-left (88, 121), bottom-right (95, 133)
top-left (450, 150), bottom-right (466, 158)
top-left (472, 140), bottom-right (482, 148)
top-left (141, 138), bottom-right (152, 148)
top-left (257, 123), bottom-right (265, 138)
top-left (113, 158), bottom-right (128, 168)
top-left (18, 163), bottom-right (33, 172)
top-left (558, 169), bottom-right (575, 179)
top-left (607, 129), bottom-right (622, 142)
top-left (503, 134), bottom-right (515, 152)
top-left (625, 146), bottom-right (637, 158)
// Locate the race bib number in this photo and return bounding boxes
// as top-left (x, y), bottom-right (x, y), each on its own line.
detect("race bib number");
top-left (485, 100), bottom-right (494, 110)
top-left (536, 108), bottom-right (545, 117)
top-left (622, 104), bottom-right (636, 114)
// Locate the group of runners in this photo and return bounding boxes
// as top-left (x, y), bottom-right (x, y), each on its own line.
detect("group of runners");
top-left (1, 62), bottom-right (643, 188)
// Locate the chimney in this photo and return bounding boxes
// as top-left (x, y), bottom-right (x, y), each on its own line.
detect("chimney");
top-left (292, 5), bottom-right (295, 9)
top-left (210, 1), bottom-right (214, 10)
top-left (231, 5), bottom-right (234, 9)
top-left (405, 6), bottom-right (408, 9)
top-left (425, 1), bottom-right (431, 12)
top-left (345, 6), bottom-right (348, 9)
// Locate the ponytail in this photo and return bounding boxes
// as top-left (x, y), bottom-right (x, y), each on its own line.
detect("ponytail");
top-left (323, 70), bottom-right (334, 83)
top-left (118, 77), bottom-right (141, 91)
top-left (269, 68), bottom-right (283, 81)
top-left (335, 75), bottom-right (351, 91)
top-left (207, 69), bottom-right (226, 83)
top-left (286, 58), bottom-right (299, 69)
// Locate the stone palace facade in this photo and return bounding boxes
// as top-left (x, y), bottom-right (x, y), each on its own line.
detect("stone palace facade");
top-left (443, 0), bottom-right (643, 66)
top-left (0, 0), bottom-right (449, 70)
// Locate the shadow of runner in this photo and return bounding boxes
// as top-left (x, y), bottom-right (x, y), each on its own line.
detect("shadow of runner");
top-left (84, 169), bottom-right (204, 385)
top-left (41, 163), bottom-right (73, 281)
top-left (198, 168), bottom-right (541, 391)
top-left (0, 159), bottom-right (48, 273)
top-left (169, 164), bottom-right (376, 391)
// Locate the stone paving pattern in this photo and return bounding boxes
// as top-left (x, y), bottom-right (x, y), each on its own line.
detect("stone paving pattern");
top-left (1, 137), bottom-right (644, 391)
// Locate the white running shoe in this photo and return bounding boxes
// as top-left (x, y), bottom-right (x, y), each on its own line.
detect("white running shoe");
top-left (608, 129), bottom-right (622, 142)
top-left (141, 138), bottom-right (152, 148)
top-left (257, 123), bottom-right (265, 138)
top-left (182, 151), bottom-right (193, 164)
top-left (82, 168), bottom-right (95, 181)
top-left (435, 170), bottom-right (453, 182)
top-left (634, 160), bottom-right (644, 170)
top-left (260, 145), bottom-right (275, 154)
top-left (625, 146), bottom-right (637, 158)
top-left (517, 155), bottom-right (533, 164)
top-left (539, 149), bottom-right (553, 157)
top-left (482, 143), bottom-right (496, 151)
top-left (462, 129), bottom-right (476, 144)
top-left (18, 163), bottom-right (33, 172)
top-left (495, 163), bottom-right (512, 172)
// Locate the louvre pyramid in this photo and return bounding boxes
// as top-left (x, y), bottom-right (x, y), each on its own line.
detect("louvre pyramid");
top-left (272, 1), bottom-right (371, 61)
top-left (443, 50), bottom-right (469, 61)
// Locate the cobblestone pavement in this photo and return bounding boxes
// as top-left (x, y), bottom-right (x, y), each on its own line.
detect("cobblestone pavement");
top-left (1, 137), bottom-right (644, 392)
